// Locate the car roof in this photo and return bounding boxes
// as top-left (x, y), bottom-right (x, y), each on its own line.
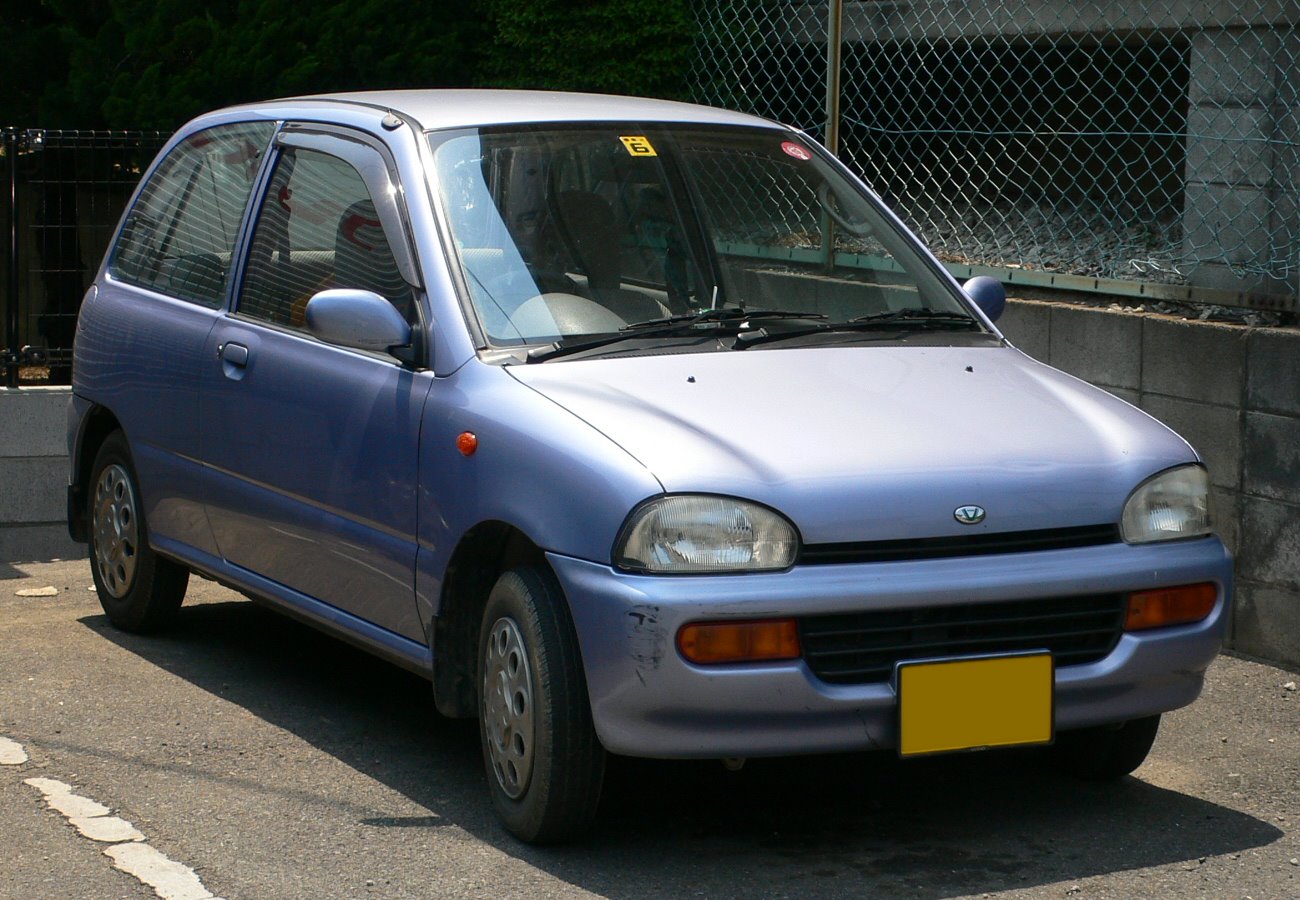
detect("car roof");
top-left (235, 89), bottom-right (784, 132)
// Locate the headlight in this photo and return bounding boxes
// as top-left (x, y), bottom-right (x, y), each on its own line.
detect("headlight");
top-left (1121, 465), bottom-right (1211, 544)
top-left (614, 495), bottom-right (799, 574)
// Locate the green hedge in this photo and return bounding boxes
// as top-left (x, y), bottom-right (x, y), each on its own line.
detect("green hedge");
top-left (2, 0), bottom-right (698, 130)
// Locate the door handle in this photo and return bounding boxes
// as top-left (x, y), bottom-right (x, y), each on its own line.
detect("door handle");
top-left (219, 342), bottom-right (249, 367)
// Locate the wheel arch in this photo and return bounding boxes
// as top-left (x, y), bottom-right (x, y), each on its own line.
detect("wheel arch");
top-left (68, 404), bottom-right (124, 542)
top-left (432, 520), bottom-right (548, 719)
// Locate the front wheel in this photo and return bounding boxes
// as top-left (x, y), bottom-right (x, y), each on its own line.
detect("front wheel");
top-left (478, 566), bottom-right (605, 843)
top-left (88, 431), bottom-right (189, 632)
top-left (1052, 714), bottom-right (1161, 780)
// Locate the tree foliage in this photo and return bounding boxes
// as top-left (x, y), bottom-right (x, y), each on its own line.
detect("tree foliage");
top-left (2, 0), bottom-right (698, 129)
top-left (479, 0), bottom-right (697, 98)
top-left (0, 0), bottom-right (70, 126)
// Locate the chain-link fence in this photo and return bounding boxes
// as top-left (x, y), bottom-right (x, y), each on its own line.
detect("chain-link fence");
top-left (2, 129), bottom-right (169, 386)
top-left (690, 0), bottom-right (1300, 310)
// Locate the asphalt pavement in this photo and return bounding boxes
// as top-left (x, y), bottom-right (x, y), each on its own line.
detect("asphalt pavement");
top-left (1, 557), bottom-right (1297, 899)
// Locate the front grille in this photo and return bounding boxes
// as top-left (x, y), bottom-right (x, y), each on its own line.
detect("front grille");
top-left (800, 524), bottom-right (1120, 565)
top-left (799, 593), bottom-right (1127, 685)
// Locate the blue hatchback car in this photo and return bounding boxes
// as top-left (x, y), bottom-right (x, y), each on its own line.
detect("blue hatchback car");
top-left (68, 90), bottom-right (1233, 843)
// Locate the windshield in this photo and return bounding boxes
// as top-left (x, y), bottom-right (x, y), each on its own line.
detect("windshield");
top-left (429, 124), bottom-right (981, 355)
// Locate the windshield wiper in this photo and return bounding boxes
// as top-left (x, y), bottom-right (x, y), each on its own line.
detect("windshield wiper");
top-left (524, 320), bottom-right (723, 363)
top-left (525, 308), bottom-right (827, 363)
top-left (733, 309), bottom-right (979, 349)
top-left (848, 308), bottom-right (979, 326)
top-left (621, 307), bottom-right (827, 330)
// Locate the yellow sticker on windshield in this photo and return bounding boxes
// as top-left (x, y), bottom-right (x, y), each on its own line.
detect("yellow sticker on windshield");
top-left (619, 135), bottom-right (658, 157)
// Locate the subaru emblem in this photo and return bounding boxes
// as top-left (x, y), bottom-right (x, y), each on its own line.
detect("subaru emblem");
top-left (954, 505), bottom-right (986, 525)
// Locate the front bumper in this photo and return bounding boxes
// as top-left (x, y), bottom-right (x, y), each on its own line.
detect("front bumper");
top-left (549, 537), bottom-right (1233, 759)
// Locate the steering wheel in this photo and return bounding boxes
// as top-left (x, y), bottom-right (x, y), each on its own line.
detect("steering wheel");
top-left (510, 292), bottom-right (628, 337)
top-left (817, 182), bottom-right (872, 235)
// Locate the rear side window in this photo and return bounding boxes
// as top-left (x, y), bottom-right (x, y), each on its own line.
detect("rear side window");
top-left (111, 122), bottom-right (275, 307)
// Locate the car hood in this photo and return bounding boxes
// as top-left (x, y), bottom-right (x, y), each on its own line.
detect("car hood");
top-left (507, 346), bottom-right (1196, 544)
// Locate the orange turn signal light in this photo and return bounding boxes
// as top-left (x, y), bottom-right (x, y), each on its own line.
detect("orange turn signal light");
top-left (1124, 583), bottom-right (1217, 631)
top-left (456, 432), bottom-right (478, 456)
top-left (677, 619), bottom-right (800, 665)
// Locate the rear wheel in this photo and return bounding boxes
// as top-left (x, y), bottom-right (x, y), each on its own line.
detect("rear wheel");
top-left (1052, 714), bottom-right (1161, 780)
top-left (478, 566), bottom-right (604, 843)
top-left (88, 431), bottom-right (189, 632)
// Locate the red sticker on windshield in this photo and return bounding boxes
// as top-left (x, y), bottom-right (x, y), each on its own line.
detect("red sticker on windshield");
top-left (781, 141), bottom-right (812, 161)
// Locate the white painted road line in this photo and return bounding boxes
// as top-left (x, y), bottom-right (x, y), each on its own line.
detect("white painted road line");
top-left (27, 777), bottom-right (113, 818)
top-left (20, 766), bottom-right (220, 900)
top-left (105, 844), bottom-right (217, 900)
top-left (0, 736), bottom-right (28, 765)
top-left (72, 815), bottom-right (147, 843)
top-left (25, 778), bottom-right (146, 847)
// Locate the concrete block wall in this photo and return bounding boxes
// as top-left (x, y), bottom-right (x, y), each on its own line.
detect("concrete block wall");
top-left (0, 388), bottom-right (81, 564)
top-left (999, 298), bottom-right (1300, 667)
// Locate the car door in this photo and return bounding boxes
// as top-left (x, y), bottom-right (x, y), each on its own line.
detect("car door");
top-left (82, 121), bottom-right (276, 558)
top-left (200, 127), bottom-right (431, 641)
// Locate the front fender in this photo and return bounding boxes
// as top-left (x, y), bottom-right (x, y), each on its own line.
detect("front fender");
top-left (414, 360), bottom-right (663, 626)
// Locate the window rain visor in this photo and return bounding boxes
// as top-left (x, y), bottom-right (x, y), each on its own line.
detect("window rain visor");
top-left (429, 125), bottom-right (977, 350)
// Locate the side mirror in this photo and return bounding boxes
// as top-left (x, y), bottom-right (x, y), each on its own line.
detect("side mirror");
top-left (305, 289), bottom-right (412, 356)
top-left (963, 276), bottom-right (1006, 322)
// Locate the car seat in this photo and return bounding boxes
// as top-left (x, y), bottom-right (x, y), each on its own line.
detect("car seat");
top-left (333, 199), bottom-right (416, 323)
top-left (553, 191), bottom-right (668, 324)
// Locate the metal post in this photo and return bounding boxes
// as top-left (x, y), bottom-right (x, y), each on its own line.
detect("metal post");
top-left (5, 129), bottom-right (18, 388)
top-left (821, 0), bottom-right (844, 271)
top-left (825, 0), bottom-right (843, 157)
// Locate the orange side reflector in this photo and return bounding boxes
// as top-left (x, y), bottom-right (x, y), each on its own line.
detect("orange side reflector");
top-left (1125, 583), bottom-right (1217, 631)
top-left (677, 619), bottom-right (800, 665)
top-left (456, 432), bottom-right (478, 456)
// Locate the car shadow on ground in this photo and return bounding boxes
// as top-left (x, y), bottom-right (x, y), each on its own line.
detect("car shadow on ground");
top-left (86, 598), bottom-right (1283, 899)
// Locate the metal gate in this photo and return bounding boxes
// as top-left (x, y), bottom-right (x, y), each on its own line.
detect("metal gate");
top-left (2, 128), bottom-right (169, 387)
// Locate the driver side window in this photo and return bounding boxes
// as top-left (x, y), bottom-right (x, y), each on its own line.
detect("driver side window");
top-left (238, 147), bottom-right (417, 330)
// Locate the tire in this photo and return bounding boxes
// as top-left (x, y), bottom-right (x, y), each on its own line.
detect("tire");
top-left (87, 431), bottom-right (189, 633)
top-left (1052, 714), bottom-right (1161, 780)
top-left (478, 566), bottom-right (605, 843)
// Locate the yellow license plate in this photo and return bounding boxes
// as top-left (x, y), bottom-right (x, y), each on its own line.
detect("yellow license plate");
top-left (897, 653), bottom-right (1054, 757)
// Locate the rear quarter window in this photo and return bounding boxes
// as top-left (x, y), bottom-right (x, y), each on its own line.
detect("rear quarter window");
top-left (111, 122), bottom-right (276, 307)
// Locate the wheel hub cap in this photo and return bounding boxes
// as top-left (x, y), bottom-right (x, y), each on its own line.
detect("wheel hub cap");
top-left (483, 616), bottom-right (535, 799)
top-left (92, 463), bottom-right (138, 598)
